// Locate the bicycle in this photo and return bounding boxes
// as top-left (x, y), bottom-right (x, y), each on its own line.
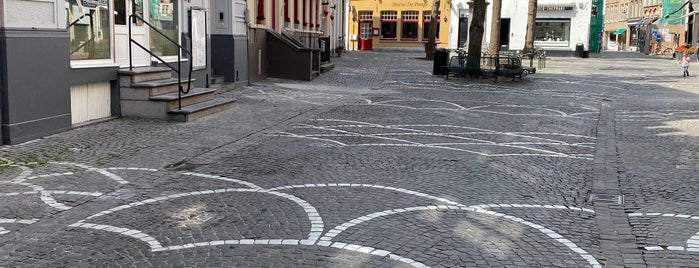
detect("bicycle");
top-left (653, 44), bottom-right (674, 56)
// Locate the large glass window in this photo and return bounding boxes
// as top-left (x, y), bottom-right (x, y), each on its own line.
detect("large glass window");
top-left (150, 0), bottom-right (178, 56)
top-left (66, 0), bottom-right (111, 60)
top-left (401, 11), bottom-right (418, 40)
top-left (381, 11), bottom-right (397, 39)
top-left (422, 10), bottom-right (440, 40)
top-left (534, 19), bottom-right (570, 47)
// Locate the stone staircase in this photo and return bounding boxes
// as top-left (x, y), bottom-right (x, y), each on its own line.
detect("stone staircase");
top-left (119, 67), bottom-right (236, 122)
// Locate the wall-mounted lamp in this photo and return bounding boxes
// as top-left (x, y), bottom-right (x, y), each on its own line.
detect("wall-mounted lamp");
top-left (330, 4), bottom-right (336, 9)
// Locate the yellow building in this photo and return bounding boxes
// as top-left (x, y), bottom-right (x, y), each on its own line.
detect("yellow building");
top-left (347, 0), bottom-right (450, 51)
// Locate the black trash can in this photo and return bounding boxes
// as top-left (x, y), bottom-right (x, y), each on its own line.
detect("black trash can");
top-left (433, 48), bottom-right (449, 75)
top-left (575, 43), bottom-right (584, 58)
top-left (319, 37), bottom-right (331, 62)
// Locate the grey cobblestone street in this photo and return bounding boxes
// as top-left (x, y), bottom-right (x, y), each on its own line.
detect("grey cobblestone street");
top-left (1, 51), bottom-right (699, 267)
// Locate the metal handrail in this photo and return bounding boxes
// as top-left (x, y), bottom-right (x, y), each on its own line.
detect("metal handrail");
top-left (128, 14), bottom-right (193, 110)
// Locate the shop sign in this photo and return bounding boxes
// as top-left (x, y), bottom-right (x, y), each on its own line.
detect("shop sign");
top-left (391, 1), bottom-right (428, 8)
top-left (538, 5), bottom-right (574, 11)
top-left (81, 0), bottom-right (108, 8)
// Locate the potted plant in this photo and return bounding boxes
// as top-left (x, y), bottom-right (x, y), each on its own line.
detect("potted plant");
top-left (675, 45), bottom-right (689, 60)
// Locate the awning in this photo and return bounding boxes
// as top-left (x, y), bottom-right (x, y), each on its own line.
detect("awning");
top-left (613, 29), bottom-right (626, 35)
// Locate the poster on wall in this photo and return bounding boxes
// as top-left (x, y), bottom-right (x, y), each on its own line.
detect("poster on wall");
top-left (191, 9), bottom-right (207, 69)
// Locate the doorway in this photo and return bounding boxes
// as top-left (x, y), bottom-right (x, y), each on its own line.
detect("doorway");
top-left (457, 15), bottom-right (468, 48)
top-left (499, 18), bottom-right (510, 51)
top-left (114, 0), bottom-right (150, 67)
top-left (358, 22), bottom-right (373, 50)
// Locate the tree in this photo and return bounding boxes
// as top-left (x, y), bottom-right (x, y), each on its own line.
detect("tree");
top-left (466, 0), bottom-right (487, 70)
top-left (426, 0), bottom-right (441, 60)
top-left (488, 0), bottom-right (502, 54)
top-left (523, 0), bottom-right (537, 54)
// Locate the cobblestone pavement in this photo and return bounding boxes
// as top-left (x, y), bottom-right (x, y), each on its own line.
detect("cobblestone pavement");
top-left (0, 51), bottom-right (698, 267)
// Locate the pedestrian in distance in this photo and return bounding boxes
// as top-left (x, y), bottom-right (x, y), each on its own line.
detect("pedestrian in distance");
top-left (681, 52), bottom-right (691, 77)
top-left (695, 40), bottom-right (699, 62)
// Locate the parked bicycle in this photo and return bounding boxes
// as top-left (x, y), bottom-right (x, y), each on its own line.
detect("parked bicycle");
top-left (653, 44), bottom-right (674, 56)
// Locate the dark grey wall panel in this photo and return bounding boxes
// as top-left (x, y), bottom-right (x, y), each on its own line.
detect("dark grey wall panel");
top-left (248, 28), bottom-right (268, 83)
top-left (1, 29), bottom-right (72, 144)
top-left (69, 67), bottom-right (119, 85)
top-left (212, 34), bottom-right (249, 86)
top-left (211, 34), bottom-right (235, 80)
top-left (233, 36), bottom-right (249, 86)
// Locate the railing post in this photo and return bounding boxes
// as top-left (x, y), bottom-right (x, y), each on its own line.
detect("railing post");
top-left (128, 15), bottom-right (133, 71)
top-left (178, 51), bottom-right (182, 110)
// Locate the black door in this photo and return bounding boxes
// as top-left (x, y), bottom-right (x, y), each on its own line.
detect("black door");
top-left (499, 18), bottom-right (511, 51)
top-left (458, 16), bottom-right (468, 48)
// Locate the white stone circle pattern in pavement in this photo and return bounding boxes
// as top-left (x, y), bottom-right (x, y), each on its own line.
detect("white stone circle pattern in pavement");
top-left (363, 98), bottom-right (599, 120)
top-left (275, 119), bottom-right (595, 160)
top-left (0, 161), bottom-right (607, 267)
top-left (628, 212), bottom-right (699, 252)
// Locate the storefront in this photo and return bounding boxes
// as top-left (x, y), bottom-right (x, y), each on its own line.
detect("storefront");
top-left (347, 0), bottom-right (450, 51)
top-left (514, 0), bottom-right (592, 55)
top-left (447, 0), bottom-right (593, 56)
top-left (0, 0), bottom-right (217, 144)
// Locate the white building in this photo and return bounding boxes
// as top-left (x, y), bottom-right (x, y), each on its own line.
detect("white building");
top-left (448, 0), bottom-right (593, 56)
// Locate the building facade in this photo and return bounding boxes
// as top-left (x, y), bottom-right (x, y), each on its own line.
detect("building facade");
top-left (604, 0), bottom-right (688, 54)
top-left (447, 0), bottom-right (593, 56)
top-left (0, 0), bottom-right (248, 144)
top-left (345, 0), bottom-right (450, 51)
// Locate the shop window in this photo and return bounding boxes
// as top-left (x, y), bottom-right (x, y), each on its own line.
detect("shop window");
top-left (534, 19), bottom-right (571, 47)
top-left (422, 11), bottom-right (440, 40)
top-left (381, 11), bottom-right (397, 39)
top-left (401, 11), bottom-right (419, 40)
top-left (358, 11), bottom-right (373, 21)
top-left (150, 0), bottom-right (179, 57)
top-left (66, 0), bottom-right (112, 60)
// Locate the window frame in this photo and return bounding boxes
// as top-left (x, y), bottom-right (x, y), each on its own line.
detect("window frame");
top-left (380, 10), bottom-right (397, 40)
top-left (422, 10), bottom-right (440, 41)
top-left (67, 0), bottom-right (115, 67)
top-left (401, 10), bottom-right (419, 41)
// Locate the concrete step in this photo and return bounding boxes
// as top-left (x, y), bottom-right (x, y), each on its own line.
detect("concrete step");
top-left (118, 67), bottom-right (173, 85)
top-left (167, 98), bottom-right (237, 122)
top-left (210, 75), bottom-right (225, 85)
top-left (127, 78), bottom-right (196, 97)
top-left (320, 62), bottom-right (335, 73)
top-left (150, 88), bottom-right (217, 110)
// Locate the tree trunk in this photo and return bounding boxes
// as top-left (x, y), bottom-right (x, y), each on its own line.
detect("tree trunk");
top-left (426, 0), bottom-right (441, 60)
top-left (523, 0), bottom-right (537, 54)
top-left (466, 0), bottom-right (487, 70)
top-left (488, 0), bottom-right (502, 54)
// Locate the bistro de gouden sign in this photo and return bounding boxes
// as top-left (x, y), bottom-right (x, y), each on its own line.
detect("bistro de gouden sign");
top-left (391, 1), bottom-right (429, 7)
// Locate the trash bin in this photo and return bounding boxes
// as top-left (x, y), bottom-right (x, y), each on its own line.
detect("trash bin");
top-left (319, 37), bottom-right (331, 62)
top-left (582, 50), bottom-right (590, 58)
top-left (433, 48), bottom-right (449, 75)
top-left (575, 43), bottom-right (584, 58)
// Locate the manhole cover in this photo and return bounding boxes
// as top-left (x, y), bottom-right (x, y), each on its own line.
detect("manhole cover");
top-left (589, 194), bottom-right (623, 205)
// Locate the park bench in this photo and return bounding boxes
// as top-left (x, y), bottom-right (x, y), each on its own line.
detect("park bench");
top-left (445, 52), bottom-right (536, 82)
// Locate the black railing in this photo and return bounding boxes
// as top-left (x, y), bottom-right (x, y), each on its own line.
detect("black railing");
top-left (128, 14), bottom-right (193, 110)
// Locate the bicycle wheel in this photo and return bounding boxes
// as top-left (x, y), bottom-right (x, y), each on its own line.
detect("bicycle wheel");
top-left (662, 48), bottom-right (674, 56)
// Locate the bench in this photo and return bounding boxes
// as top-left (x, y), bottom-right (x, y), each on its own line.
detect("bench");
top-left (444, 53), bottom-right (534, 82)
